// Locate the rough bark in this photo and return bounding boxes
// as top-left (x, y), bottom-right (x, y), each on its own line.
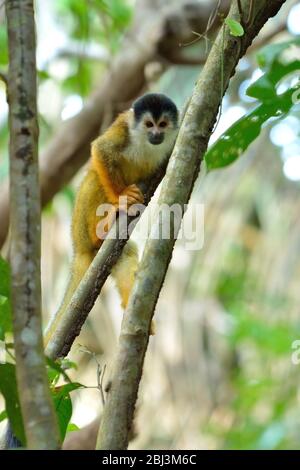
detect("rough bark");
top-left (6, 0), bottom-right (60, 449)
top-left (95, 0), bottom-right (288, 450)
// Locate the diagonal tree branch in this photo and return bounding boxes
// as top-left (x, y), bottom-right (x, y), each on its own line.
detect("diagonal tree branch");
top-left (95, 0), bottom-right (288, 450)
top-left (6, 0), bottom-right (60, 449)
top-left (44, 165), bottom-right (167, 360)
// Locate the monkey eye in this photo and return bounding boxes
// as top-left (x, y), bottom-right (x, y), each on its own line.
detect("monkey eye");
top-left (145, 121), bottom-right (154, 128)
top-left (159, 121), bottom-right (167, 128)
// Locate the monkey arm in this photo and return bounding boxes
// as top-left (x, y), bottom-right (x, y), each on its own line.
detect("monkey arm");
top-left (91, 142), bottom-right (124, 205)
top-left (91, 139), bottom-right (144, 209)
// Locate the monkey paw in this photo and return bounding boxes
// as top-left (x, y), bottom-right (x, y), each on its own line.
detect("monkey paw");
top-left (117, 184), bottom-right (144, 211)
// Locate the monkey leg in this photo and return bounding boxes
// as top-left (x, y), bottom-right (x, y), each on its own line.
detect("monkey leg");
top-left (44, 251), bottom-right (94, 347)
top-left (111, 241), bottom-right (155, 334)
top-left (111, 241), bottom-right (138, 309)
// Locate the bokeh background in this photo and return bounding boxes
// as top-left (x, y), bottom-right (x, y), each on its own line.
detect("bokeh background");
top-left (1, 0), bottom-right (300, 450)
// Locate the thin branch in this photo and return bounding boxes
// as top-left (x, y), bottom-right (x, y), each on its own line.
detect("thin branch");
top-left (179, 31), bottom-right (209, 48)
top-left (204, 0), bottom-right (222, 53)
top-left (6, 0), bottom-right (60, 449)
top-left (54, 45), bottom-right (109, 63)
top-left (246, 0), bottom-right (255, 27)
top-left (95, 0), bottom-right (288, 451)
top-left (237, 0), bottom-right (243, 19)
top-left (99, 364), bottom-right (106, 407)
top-left (207, 0), bottom-right (222, 32)
top-left (79, 346), bottom-right (106, 407)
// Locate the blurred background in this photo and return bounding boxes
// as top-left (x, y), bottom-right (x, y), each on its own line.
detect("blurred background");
top-left (1, 0), bottom-right (300, 450)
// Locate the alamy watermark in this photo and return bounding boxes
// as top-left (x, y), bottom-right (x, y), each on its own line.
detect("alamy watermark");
top-left (95, 197), bottom-right (205, 251)
top-left (291, 340), bottom-right (300, 365)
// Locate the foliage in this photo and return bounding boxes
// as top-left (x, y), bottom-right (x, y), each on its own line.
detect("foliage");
top-left (0, 265), bottom-right (83, 444)
top-left (0, 256), bottom-right (12, 341)
top-left (0, 363), bottom-right (25, 445)
top-left (210, 242), bottom-right (300, 450)
top-left (52, 382), bottom-right (83, 441)
top-left (225, 18), bottom-right (244, 37)
top-left (205, 39), bottom-right (300, 170)
top-left (0, 349), bottom-right (83, 445)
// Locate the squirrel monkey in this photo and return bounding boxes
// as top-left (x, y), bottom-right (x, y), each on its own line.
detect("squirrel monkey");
top-left (45, 93), bottom-right (179, 345)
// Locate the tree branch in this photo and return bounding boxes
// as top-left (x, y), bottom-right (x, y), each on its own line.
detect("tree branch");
top-left (95, 0), bottom-right (288, 450)
top-left (6, 0), bottom-right (60, 449)
top-left (44, 165), bottom-right (167, 360)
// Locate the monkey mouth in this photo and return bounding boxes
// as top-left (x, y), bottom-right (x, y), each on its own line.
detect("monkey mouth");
top-left (148, 134), bottom-right (164, 145)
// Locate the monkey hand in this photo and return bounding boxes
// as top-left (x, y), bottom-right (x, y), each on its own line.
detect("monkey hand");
top-left (117, 184), bottom-right (144, 212)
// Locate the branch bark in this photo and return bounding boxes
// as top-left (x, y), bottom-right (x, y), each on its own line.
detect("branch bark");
top-left (95, 0), bottom-right (288, 450)
top-left (0, 0), bottom-right (231, 249)
top-left (6, 0), bottom-right (60, 449)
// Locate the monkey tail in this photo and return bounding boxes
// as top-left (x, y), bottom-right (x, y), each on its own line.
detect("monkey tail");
top-left (111, 240), bottom-right (155, 334)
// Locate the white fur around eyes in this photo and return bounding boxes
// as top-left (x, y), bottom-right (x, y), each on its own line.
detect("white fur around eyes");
top-left (125, 124), bottom-right (178, 168)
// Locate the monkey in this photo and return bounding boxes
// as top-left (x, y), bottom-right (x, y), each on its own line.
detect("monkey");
top-left (44, 93), bottom-right (179, 346)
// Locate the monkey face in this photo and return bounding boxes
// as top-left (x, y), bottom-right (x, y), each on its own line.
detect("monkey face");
top-left (132, 93), bottom-right (179, 147)
top-left (144, 117), bottom-right (168, 145)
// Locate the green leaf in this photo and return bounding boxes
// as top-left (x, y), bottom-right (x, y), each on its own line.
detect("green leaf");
top-left (0, 26), bottom-right (8, 65)
top-left (37, 69), bottom-right (51, 82)
top-left (0, 364), bottom-right (25, 445)
top-left (0, 409), bottom-right (7, 422)
top-left (67, 422), bottom-right (80, 432)
top-left (206, 44), bottom-right (300, 171)
top-left (63, 62), bottom-right (92, 97)
top-left (54, 392), bottom-right (72, 442)
top-left (0, 257), bottom-right (12, 340)
top-left (225, 18), bottom-right (244, 37)
top-left (247, 59), bottom-right (300, 101)
top-left (205, 86), bottom-right (299, 171)
top-left (0, 296), bottom-right (10, 340)
top-left (246, 74), bottom-right (276, 101)
top-left (109, 0), bottom-right (132, 28)
top-left (60, 358), bottom-right (78, 370)
top-left (53, 382), bottom-right (84, 398)
top-left (46, 357), bottom-right (72, 386)
top-left (0, 256), bottom-right (10, 299)
top-left (52, 382), bottom-right (83, 441)
top-left (257, 39), bottom-right (300, 69)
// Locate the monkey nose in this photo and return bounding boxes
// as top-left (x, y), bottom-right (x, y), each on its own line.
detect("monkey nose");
top-left (148, 132), bottom-right (164, 145)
